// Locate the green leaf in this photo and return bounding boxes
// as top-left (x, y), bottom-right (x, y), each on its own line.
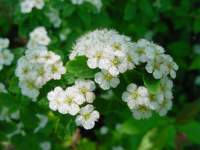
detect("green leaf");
top-left (194, 18), bottom-right (200, 33)
top-left (143, 75), bottom-right (160, 94)
top-left (77, 138), bottom-right (96, 150)
top-left (178, 121), bottom-right (200, 144)
top-left (66, 56), bottom-right (97, 78)
top-left (190, 56), bottom-right (200, 70)
top-left (138, 125), bottom-right (176, 150)
top-left (124, 2), bottom-right (136, 21)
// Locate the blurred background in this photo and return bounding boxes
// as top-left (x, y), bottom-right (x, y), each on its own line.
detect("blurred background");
top-left (0, 0), bottom-right (200, 150)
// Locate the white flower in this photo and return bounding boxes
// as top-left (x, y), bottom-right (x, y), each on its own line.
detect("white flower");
top-left (48, 61), bottom-right (66, 80)
top-left (122, 83), bottom-right (149, 109)
top-left (148, 92), bottom-right (164, 110)
top-left (0, 49), bottom-right (14, 65)
top-left (105, 56), bottom-right (128, 76)
top-left (95, 70), bottom-right (120, 90)
top-left (19, 80), bottom-right (40, 101)
top-left (20, 0), bottom-right (45, 13)
top-left (0, 83), bottom-right (7, 93)
top-left (134, 39), bottom-right (152, 63)
top-left (0, 38), bottom-right (9, 50)
top-left (58, 86), bottom-right (84, 115)
top-left (70, 29), bottom-right (132, 76)
top-left (87, 47), bottom-right (109, 69)
top-left (20, 0), bottom-right (34, 13)
top-left (156, 98), bottom-right (172, 116)
top-left (16, 29), bottom-right (65, 101)
top-left (160, 55), bottom-right (178, 79)
top-left (29, 27), bottom-right (51, 46)
top-left (132, 103), bottom-right (152, 120)
top-left (33, 0), bottom-right (45, 9)
top-left (75, 104), bottom-right (100, 130)
top-left (0, 38), bottom-right (14, 71)
top-left (47, 87), bottom-right (65, 111)
top-left (47, 86), bottom-right (85, 115)
top-left (159, 77), bottom-right (173, 100)
top-left (75, 79), bottom-right (96, 103)
top-left (145, 54), bottom-right (178, 79)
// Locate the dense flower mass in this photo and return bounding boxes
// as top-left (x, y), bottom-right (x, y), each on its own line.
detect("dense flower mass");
top-left (122, 78), bottom-right (173, 119)
top-left (20, 0), bottom-right (45, 13)
top-left (15, 27), bottom-right (66, 101)
top-left (0, 38), bottom-right (14, 71)
top-left (71, 0), bottom-right (102, 11)
top-left (47, 79), bottom-right (99, 130)
top-left (69, 29), bottom-right (178, 120)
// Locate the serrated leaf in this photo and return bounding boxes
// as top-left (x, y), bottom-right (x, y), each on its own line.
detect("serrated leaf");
top-left (66, 56), bottom-right (97, 78)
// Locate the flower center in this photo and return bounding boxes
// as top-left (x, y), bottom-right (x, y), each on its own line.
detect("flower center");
top-left (131, 91), bottom-right (138, 99)
top-left (104, 73), bottom-right (112, 81)
top-left (112, 57), bottom-right (120, 65)
top-left (83, 112), bottom-right (91, 120)
top-left (80, 87), bottom-right (88, 95)
top-left (112, 43), bottom-right (121, 51)
top-left (64, 97), bottom-right (73, 105)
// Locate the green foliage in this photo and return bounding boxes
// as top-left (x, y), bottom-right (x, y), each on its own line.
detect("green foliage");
top-left (66, 56), bottom-right (98, 78)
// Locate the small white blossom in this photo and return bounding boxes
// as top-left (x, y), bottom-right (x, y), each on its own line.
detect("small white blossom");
top-left (29, 27), bottom-right (51, 46)
top-left (75, 104), bottom-right (100, 130)
top-left (122, 83), bottom-right (149, 109)
top-left (131, 103), bottom-right (152, 120)
top-left (0, 38), bottom-right (9, 50)
top-left (156, 98), bottom-right (172, 116)
top-left (47, 87), bottom-right (65, 111)
top-left (0, 38), bottom-right (14, 71)
top-left (95, 70), bottom-right (120, 90)
top-left (75, 79), bottom-right (96, 103)
top-left (20, 0), bottom-right (45, 14)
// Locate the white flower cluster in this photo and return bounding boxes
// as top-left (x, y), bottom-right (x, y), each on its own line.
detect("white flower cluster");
top-left (16, 27), bottom-right (66, 101)
top-left (71, 0), bottom-right (102, 11)
top-left (69, 29), bottom-right (178, 120)
top-left (0, 83), bottom-right (7, 93)
top-left (122, 77), bottom-right (173, 119)
top-left (70, 29), bottom-right (134, 90)
top-left (0, 38), bottom-right (14, 71)
top-left (20, 0), bottom-right (45, 13)
top-left (47, 79), bottom-right (100, 130)
top-left (134, 39), bottom-right (179, 79)
top-left (27, 27), bottom-right (51, 50)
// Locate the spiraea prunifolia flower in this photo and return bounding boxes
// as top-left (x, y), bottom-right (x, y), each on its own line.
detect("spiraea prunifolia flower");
top-left (47, 79), bottom-right (99, 130)
top-left (16, 27), bottom-right (66, 101)
top-left (20, 0), bottom-right (45, 13)
top-left (0, 38), bottom-right (14, 71)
